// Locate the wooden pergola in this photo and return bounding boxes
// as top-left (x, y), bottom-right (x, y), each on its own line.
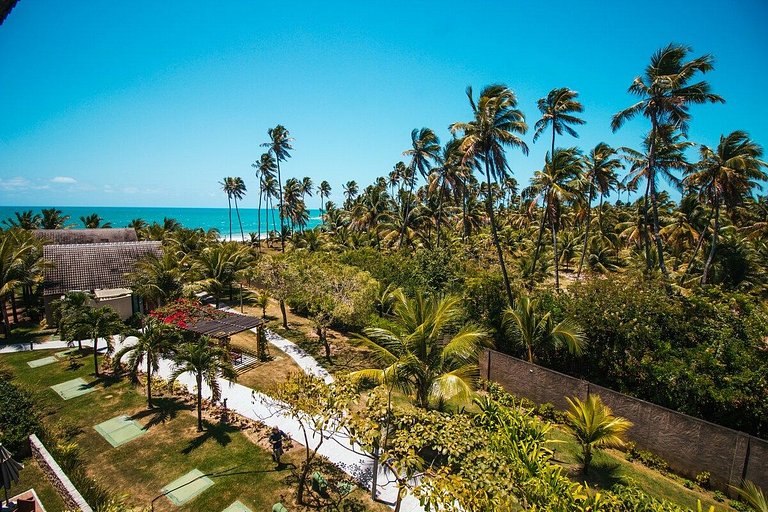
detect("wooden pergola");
top-left (181, 312), bottom-right (264, 340)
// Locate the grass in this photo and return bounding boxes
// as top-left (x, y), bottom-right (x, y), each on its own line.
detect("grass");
top-left (0, 347), bottom-right (388, 512)
top-left (546, 426), bottom-right (733, 511)
top-left (228, 330), bottom-right (304, 394)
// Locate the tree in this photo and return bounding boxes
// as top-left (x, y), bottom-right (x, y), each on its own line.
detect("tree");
top-left (685, 131), bottom-right (766, 284)
top-left (577, 143), bottom-right (623, 278)
top-left (191, 242), bottom-right (252, 307)
top-left (318, 180), bottom-right (331, 214)
top-left (54, 291), bottom-right (92, 350)
top-left (66, 306), bottom-right (124, 377)
top-left (399, 128), bottom-right (441, 248)
top-left (351, 291), bottom-right (491, 409)
top-left (2, 210), bottom-right (41, 230)
top-left (256, 254), bottom-right (297, 329)
top-left (168, 337), bottom-right (237, 431)
top-left (231, 177), bottom-right (247, 242)
top-left (612, 43), bottom-right (724, 281)
top-left (503, 295), bottom-right (585, 363)
top-left (565, 394), bottom-right (632, 474)
top-left (451, 85), bottom-right (528, 307)
top-left (342, 180), bottom-right (359, 208)
top-left (733, 480), bottom-right (768, 512)
top-left (220, 177), bottom-right (235, 241)
top-left (253, 152), bottom-right (277, 248)
top-left (0, 230), bottom-right (43, 335)
top-left (40, 208), bottom-right (71, 229)
top-left (79, 213), bottom-right (111, 229)
top-left (127, 251), bottom-right (185, 308)
top-left (261, 125), bottom-right (294, 252)
top-left (114, 317), bottom-right (181, 408)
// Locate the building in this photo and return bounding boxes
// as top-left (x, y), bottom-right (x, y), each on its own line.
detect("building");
top-left (33, 228), bottom-right (138, 245)
top-left (42, 240), bottom-right (162, 324)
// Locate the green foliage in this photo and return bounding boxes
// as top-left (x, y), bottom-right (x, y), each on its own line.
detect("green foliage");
top-left (0, 365), bottom-right (43, 455)
top-left (696, 471), bottom-right (711, 489)
top-left (626, 443), bottom-right (670, 473)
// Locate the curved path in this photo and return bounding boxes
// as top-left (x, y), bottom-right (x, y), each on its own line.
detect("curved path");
top-left (1, 335), bottom-right (423, 511)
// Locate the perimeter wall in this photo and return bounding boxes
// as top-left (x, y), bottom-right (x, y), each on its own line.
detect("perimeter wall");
top-left (480, 349), bottom-right (768, 495)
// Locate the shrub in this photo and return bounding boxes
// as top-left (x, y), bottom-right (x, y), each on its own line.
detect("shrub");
top-left (713, 490), bottom-right (726, 502)
top-left (695, 471), bottom-right (711, 489)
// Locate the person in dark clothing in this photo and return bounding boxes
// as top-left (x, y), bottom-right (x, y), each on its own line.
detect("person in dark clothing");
top-left (269, 426), bottom-right (288, 464)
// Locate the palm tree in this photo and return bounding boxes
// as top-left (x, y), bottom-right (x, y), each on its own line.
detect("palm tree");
top-left (399, 128), bottom-right (441, 248)
top-left (525, 148), bottom-right (584, 290)
top-left (53, 291), bottom-right (92, 350)
top-left (565, 394), bottom-right (632, 474)
top-left (261, 125), bottom-right (294, 252)
top-left (128, 218), bottom-right (148, 238)
top-left (40, 208), bottom-right (71, 229)
top-left (231, 177), bottom-right (247, 242)
top-left (169, 337), bottom-right (237, 431)
top-left (612, 43), bottom-right (724, 280)
top-left (127, 251), bottom-right (185, 308)
top-left (318, 180), bottom-right (331, 215)
top-left (114, 318), bottom-right (181, 408)
top-left (66, 306), bottom-right (124, 377)
top-left (733, 481), bottom-right (767, 512)
top-left (79, 213), bottom-right (111, 229)
top-left (300, 176), bottom-right (313, 204)
top-left (577, 143), bottom-right (623, 278)
top-left (220, 177), bottom-right (235, 241)
top-left (0, 230), bottom-right (42, 335)
top-left (2, 210), bottom-right (41, 230)
top-left (253, 152), bottom-right (277, 247)
top-left (350, 291), bottom-right (490, 409)
top-left (191, 242), bottom-right (252, 307)
top-left (342, 180), bottom-right (359, 208)
top-left (451, 85), bottom-right (528, 307)
top-left (685, 131), bottom-right (766, 284)
top-left (503, 295), bottom-right (585, 363)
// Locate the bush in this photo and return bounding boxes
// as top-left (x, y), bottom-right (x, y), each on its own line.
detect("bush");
top-left (713, 490), bottom-right (726, 502)
top-left (0, 368), bottom-right (43, 456)
top-left (695, 471), bottom-right (711, 489)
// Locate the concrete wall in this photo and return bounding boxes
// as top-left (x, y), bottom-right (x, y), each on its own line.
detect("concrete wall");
top-left (95, 295), bottom-right (133, 320)
top-left (29, 434), bottom-right (93, 512)
top-left (480, 349), bottom-right (768, 495)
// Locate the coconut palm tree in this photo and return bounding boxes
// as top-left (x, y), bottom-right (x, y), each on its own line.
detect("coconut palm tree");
top-left (350, 291), bottom-right (490, 409)
top-left (318, 180), bottom-right (331, 214)
top-left (733, 481), bottom-right (768, 512)
top-left (261, 125), bottom-right (294, 252)
top-left (451, 85), bottom-right (528, 307)
top-left (525, 148), bottom-right (584, 290)
top-left (577, 143), bottom-right (623, 278)
top-left (2, 210), bottom-right (41, 230)
top-left (231, 177), bottom-right (247, 242)
top-left (40, 208), bottom-right (71, 229)
top-left (191, 242), bottom-right (253, 307)
top-left (53, 291), bottom-right (92, 350)
top-left (343, 180), bottom-right (359, 208)
top-left (0, 229), bottom-right (43, 335)
top-left (79, 213), bottom-right (111, 229)
top-left (253, 152), bottom-right (277, 248)
top-left (612, 43), bottom-right (724, 280)
top-left (168, 337), bottom-right (237, 431)
top-left (114, 317), bottom-right (182, 408)
top-left (300, 176), bottom-right (313, 204)
top-left (220, 177), bottom-right (235, 241)
top-left (66, 305), bottom-right (124, 377)
top-left (503, 295), bottom-right (585, 363)
top-left (684, 131), bottom-right (766, 284)
top-left (127, 251), bottom-right (186, 308)
top-left (565, 394), bottom-right (633, 474)
top-left (399, 128), bottom-right (441, 247)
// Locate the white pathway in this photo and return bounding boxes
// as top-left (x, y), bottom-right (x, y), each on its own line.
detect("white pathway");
top-left (0, 335), bottom-right (423, 512)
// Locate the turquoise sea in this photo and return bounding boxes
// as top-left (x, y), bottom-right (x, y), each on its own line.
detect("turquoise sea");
top-left (0, 206), bottom-right (323, 235)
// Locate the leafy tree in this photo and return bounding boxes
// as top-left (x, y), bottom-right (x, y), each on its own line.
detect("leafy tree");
top-left (351, 291), bottom-right (490, 409)
top-left (168, 337), bottom-right (236, 431)
top-left (127, 251), bottom-right (186, 308)
top-left (399, 127), bottom-right (441, 248)
top-left (503, 295), bottom-right (585, 362)
top-left (612, 43), bottom-right (724, 280)
top-left (66, 305), bottom-right (124, 376)
top-left (451, 85), bottom-right (528, 307)
top-left (565, 394), bottom-right (633, 474)
top-left (191, 242), bottom-right (252, 307)
top-left (113, 317), bottom-right (182, 408)
top-left (40, 208), bottom-right (71, 229)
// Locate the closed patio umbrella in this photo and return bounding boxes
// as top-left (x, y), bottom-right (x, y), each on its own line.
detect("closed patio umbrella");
top-left (0, 443), bottom-right (24, 506)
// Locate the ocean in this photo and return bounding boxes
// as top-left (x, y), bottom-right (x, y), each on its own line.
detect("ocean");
top-left (0, 206), bottom-right (323, 235)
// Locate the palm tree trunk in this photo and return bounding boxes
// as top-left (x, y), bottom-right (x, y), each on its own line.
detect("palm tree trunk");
top-left (551, 219), bottom-right (560, 292)
top-left (484, 159), bottom-right (514, 307)
top-left (435, 179), bottom-right (447, 248)
top-left (0, 297), bottom-right (10, 337)
top-left (234, 198), bottom-right (245, 242)
top-left (257, 185), bottom-right (263, 251)
top-left (462, 181), bottom-right (469, 243)
top-left (147, 357), bottom-right (153, 409)
top-left (680, 210), bottom-right (714, 283)
top-left (530, 204), bottom-right (549, 284)
top-left (93, 336), bottom-right (100, 376)
top-left (700, 202), bottom-right (720, 285)
top-left (598, 193), bottom-right (605, 234)
top-left (227, 195), bottom-right (233, 241)
top-left (398, 179), bottom-right (416, 248)
top-left (196, 373), bottom-right (203, 431)
top-left (642, 179), bottom-right (652, 271)
top-left (577, 182), bottom-right (594, 278)
top-left (276, 160), bottom-right (285, 252)
top-left (648, 117), bottom-right (670, 281)
top-left (279, 299), bottom-right (288, 329)
top-left (10, 291), bottom-right (18, 324)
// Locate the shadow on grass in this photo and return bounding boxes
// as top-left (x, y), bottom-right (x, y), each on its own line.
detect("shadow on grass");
top-left (181, 421), bottom-right (240, 454)
top-left (576, 457), bottom-right (627, 489)
top-left (130, 396), bottom-right (192, 429)
top-left (86, 373), bottom-right (122, 389)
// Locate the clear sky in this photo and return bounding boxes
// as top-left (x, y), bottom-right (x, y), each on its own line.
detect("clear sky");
top-left (1, 0), bottom-right (766, 208)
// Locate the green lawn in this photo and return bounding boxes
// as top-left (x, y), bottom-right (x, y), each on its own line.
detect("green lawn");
top-left (1, 348), bottom-right (386, 512)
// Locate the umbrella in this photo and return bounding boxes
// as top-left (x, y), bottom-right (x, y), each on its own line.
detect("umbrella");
top-left (0, 443), bottom-right (24, 506)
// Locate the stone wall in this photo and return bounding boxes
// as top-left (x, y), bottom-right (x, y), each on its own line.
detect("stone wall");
top-left (480, 349), bottom-right (768, 496)
top-left (29, 434), bottom-right (93, 512)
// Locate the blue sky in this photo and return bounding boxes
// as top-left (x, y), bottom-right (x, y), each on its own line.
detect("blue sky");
top-left (1, 0), bottom-right (766, 208)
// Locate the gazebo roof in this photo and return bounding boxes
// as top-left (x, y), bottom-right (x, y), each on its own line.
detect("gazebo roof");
top-left (182, 312), bottom-right (264, 339)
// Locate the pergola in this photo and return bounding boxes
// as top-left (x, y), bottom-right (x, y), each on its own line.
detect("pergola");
top-left (181, 312), bottom-right (264, 340)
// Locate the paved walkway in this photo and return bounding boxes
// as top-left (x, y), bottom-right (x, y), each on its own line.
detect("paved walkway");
top-left (0, 335), bottom-right (423, 511)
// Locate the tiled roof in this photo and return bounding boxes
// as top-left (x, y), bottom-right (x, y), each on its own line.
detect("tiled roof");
top-left (33, 228), bottom-right (138, 245)
top-left (42, 241), bottom-right (162, 296)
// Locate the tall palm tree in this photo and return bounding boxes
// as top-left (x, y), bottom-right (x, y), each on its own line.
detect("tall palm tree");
top-left (318, 180), bottom-right (331, 214)
top-left (350, 291), bottom-right (490, 409)
top-left (342, 180), bottom-right (359, 207)
top-left (525, 148), bottom-right (584, 291)
top-left (54, 291), bottom-right (92, 350)
top-left (0, 230), bottom-right (42, 334)
top-left (300, 176), bottom-right (313, 204)
top-left (263, 174), bottom-right (280, 244)
top-left (451, 85), bottom-right (528, 307)
top-left (577, 143), bottom-right (623, 278)
top-left (114, 318), bottom-right (181, 408)
top-left (431, 139), bottom-right (467, 248)
top-left (169, 337), bottom-right (237, 431)
top-left (565, 394), bottom-right (632, 474)
top-left (231, 177), bottom-right (247, 242)
top-left (40, 208), bottom-right (71, 229)
top-left (2, 210), bottom-right (41, 230)
top-left (67, 305), bottom-right (124, 377)
top-left (503, 295), bottom-right (585, 363)
top-left (261, 125), bottom-right (294, 252)
top-left (253, 153), bottom-right (277, 247)
top-left (612, 43), bottom-right (724, 280)
top-left (220, 177), bottom-right (235, 241)
top-left (399, 128), bottom-right (441, 248)
top-left (684, 131), bottom-right (766, 284)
